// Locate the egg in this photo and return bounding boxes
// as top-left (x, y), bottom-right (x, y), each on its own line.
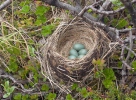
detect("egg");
top-left (68, 55), bottom-right (76, 59)
top-left (78, 49), bottom-right (88, 55)
top-left (73, 43), bottom-right (85, 51)
top-left (69, 49), bottom-right (78, 57)
top-left (78, 55), bottom-right (85, 58)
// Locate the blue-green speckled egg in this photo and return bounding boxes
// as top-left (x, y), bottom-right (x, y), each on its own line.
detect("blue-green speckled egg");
top-left (69, 49), bottom-right (78, 57)
top-left (73, 43), bottom-right (85, 51)
top-left (68, 55), bottom-right (76, 59)
top-left (78, 55), bottom-right (85, 58)
top-left (78, 49), bottom-right (88, 55)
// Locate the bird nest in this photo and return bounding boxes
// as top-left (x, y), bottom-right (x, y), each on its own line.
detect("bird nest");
top-left (40, 20), bottom-right (110, 83)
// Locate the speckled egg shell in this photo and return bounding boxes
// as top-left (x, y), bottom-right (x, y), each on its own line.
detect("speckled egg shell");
top-left (78, 49), bottom-right (88, 55)
top-left (69, 49), bottom-right (78, 57)
top-left (68, 55), bottom-right (77, 59)
top-left (78, 55), bottom-right (85, 58)
top-left (73, 43), bottom-right (85, 51)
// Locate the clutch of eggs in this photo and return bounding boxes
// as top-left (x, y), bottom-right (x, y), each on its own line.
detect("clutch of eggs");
top-left (68, 43), bottom-right (88, 59)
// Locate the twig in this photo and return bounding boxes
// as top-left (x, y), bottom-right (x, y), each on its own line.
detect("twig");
top-left (118, 28), bottom-right (136, 32)
top-left (122, 61), bottom-right (133, 70)
top-left (126, 76), bottom-right (136, 92)
top-left (0, 58), bottom-right (10, 71)
top-left (102, 42), bottom-right (119, 59)
top-left (98, 0), bottom-right (111, 20)
top-left (87, 4), bottom-right (124, 15)
top-left (77, 6), bottom-right (87, 17)
top-left (120, 42), bottom-right (127, 86)
top-left (75, 0), bottom-right (81, 7)
top-left (120, 65), bottom-right (127, 86)
top-left (124, 45), bottom-right (136, 57)
top-left (0, 0), bottom-right (12, 11)
top-left (86, 0), bottom-right (136, 15)
top-left (91, 0), bottom-right (104, 6)
top-left (125, 30), bottom-right (133, 62)
top-left (120, 44), bottom-right (125, 61)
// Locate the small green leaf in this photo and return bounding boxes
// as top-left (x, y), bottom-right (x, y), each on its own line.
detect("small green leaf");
top-left (35, 19), bottom-right (42, 25)
top-left (3, 93), bottom-right (10, 98)
top-left (71, 83), bottom-right (78, 90)
top-left (117, 19), bottom-right (128, 29)
top-left (41, 25), bottom-right (54, 36)
top-left (6, 47), bottom-right (21, 55)
top-left (130, 53), bottom-right (135, 58)
top-left (117, 61), bottom-right (122, 68)
top-left (80, 87), bottom-right (89, 98)
top-left (28, 45), bottom-right (35, 57)
top-left (103, 68), bottom-right (116, 80)
top-left (102, 79), bottom-right (113, 89)
top-left (111, 19), bottom-right (128, 29)
top-left (8, 61), bottom-right (18, 73)
top-left (128, 26), bottom-right (132, 28)
top-left (9, 86), bottom-right (15, 93)
top-left (33, 74), bottom-right (38, 83)
top-left (132, 61), bottom-right (136, 70)
top-left (20, 0), bottom-right (30, 7)
top-left (71, 83), bottom-right (81, 92)
top-left (35, 15), bottom-right (47, 25)
top-left (1, 81), bottom-right (9, 92)
top-left (130, 90), bottom-right (136, 99)
top-left (94, 71), bottom-right (102, 78)
top-left (92, 59), bottom-right (105, 70)
top-left (110, 0), bottom-right (122, 7)
top-left (12, 47), bottom-right (21, 55)
top-left (87, 9), bottom-right (92, 13)
top-left (41, 84), bottom-right (49, 91)
top-left (35, 6), bottom-right (49, 16)
top-left (13, 93), bottom-right (22, 100)
top-left (5, 81), bottom-right (10, 88)
top-left (92, 59), bottom-right (105, 67)
top-left (104, 17), bottom-right (110, 24)
top-left (47, 93), bottom-right (56, 100)
top-left (110, 0), bottom-right (117, 4)
top-left (66, 94), bottom-right (75, 100)
top-left (22, 94), bottom-right (29, 100)
top-left (18, 69), bottom-right (28, 79)
top-left (125, 97), bottom-right (133, 100)
top-left (30, 94), bottom-right (38, 99)
top-left (21, 5), bottom-right (30, 14)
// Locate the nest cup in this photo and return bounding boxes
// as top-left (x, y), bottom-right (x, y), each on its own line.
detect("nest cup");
top-left (41, 21), bottom-right (110, 82)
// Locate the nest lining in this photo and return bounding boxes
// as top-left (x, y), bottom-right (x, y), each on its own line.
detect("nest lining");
top-left (56, 24), bottom-right (98, 60)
